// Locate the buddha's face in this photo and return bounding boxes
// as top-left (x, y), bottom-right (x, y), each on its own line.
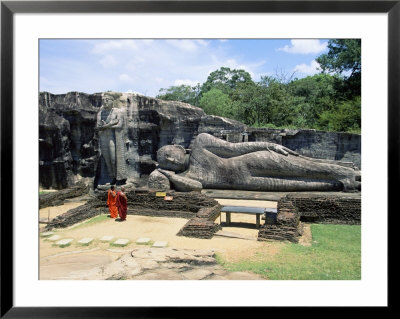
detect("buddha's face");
top-left (102, 93), bottom-right (115, 109)
top-left (102, 92), bottom-right (124, 110)
top-left (157, 145), bottom-right (187, 172)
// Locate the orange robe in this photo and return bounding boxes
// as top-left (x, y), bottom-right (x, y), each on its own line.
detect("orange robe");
top-left (107, 189), bottom-right (118, 218)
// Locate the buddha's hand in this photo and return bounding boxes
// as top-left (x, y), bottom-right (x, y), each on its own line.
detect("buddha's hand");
top-left (270, 144), bottom-right (299, 156)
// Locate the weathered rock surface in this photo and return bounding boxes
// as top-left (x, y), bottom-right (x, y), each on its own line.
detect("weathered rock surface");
top-left (39, 92), bottom-right (101, 189)
top-left (247, 128), bottom-right (361, 169)
top-left (39, 91), bottom-right (361, 190)
top-left (39, 91), bottom-right (246, 189)
top-left (147, 169), bottom-right (171, 191)
top-left (49, 247), bottom-right (263, 280)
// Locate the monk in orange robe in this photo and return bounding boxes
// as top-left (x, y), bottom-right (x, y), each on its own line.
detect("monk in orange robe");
top-left (107, 185), bottom-right (118, 218)
top-left (116, 186), bottom-right (128, 221)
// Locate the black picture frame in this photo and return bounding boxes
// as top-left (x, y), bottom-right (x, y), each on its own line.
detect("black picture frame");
top-left (1, 0), bottom-right (395, 317)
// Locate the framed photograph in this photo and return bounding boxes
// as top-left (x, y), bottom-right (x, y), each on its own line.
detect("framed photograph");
top-left (1, 0), bottom-right (395, 316)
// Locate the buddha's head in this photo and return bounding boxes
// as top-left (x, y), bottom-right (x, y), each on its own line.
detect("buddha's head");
top-left (157, 145), bottom-right (188, 172)
top-left (101, 92), bottom-right (124, 110)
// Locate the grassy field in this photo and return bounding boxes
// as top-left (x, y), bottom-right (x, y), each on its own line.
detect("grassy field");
top-left (216, 224), bottom-right (361, 280)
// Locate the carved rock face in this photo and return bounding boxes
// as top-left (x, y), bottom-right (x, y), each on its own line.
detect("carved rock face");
top-left (148, 170), bottom-right (170, 191)
top-left (157, 145), bottom-right (187, 172)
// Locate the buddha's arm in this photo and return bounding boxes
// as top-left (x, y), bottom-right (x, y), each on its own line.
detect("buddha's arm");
top-left (96, 119), bottom-right (120, 131)
top-left (195, 133), bottom-right (298, 158)
top-left (158, 169), bottom-right (202, 191)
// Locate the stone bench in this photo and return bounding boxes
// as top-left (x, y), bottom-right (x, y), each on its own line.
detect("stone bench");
top-left (220, 206), bottom-right (277, 228)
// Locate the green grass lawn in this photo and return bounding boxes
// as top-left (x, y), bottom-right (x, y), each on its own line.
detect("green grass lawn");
top-left (70, 214), bottom-right (110, 230)
top-left (216, 224), bottom-right (361, 280)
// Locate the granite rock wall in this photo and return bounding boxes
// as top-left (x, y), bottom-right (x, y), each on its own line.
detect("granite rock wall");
top-left (39, 91), bottom-right (361, 190)
top-left (248, 128), bottom-right (361, 169)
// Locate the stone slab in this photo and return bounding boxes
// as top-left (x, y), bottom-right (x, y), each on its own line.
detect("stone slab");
top-left (202, 189), bottom-right (360, 201)
top-left (40, 232), bottom-right (54, 237)
top-left (152, 241), bottom-right (168, 248)
top-left (55, 239), bottom-right (73, 247)
top-left (77, 238), bottom-right (94, 245)
top-left (113, 239), bottom-right (130, 247)
top-left (47, 235), bottom-right (61, 241)
top-left (136, 237), bottom-right (151, 244)
top-left (100, 235), bottom-right (114, 242)
top-left (182, 269), bottom-right (214, 280)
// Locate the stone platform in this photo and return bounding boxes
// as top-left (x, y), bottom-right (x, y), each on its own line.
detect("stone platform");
top-left (202, 189), bottom-right (361, 201)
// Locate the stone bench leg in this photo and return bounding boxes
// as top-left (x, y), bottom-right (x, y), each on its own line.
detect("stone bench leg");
top-left (256, 214), bottom-right (260, 228)
top-left (226, 212), bottom-right (231, 225)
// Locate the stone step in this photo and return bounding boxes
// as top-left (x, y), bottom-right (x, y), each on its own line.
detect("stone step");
top-left (100, 235), bottom-right (114, 242)
top-left (136, 237), bottom-right (151, 244)
top-left (55, 239), bottom-right (73, 247)
top-left (112, 239), bottom-right (130, 247)
top-left (47, 235), bottom-right (61, 242)
top-left (152, 241), bottom-right (168, 248)
top-left (40, 231), bottom-right (54, 237)
top-left (77, 238), bottom-right (94, 245)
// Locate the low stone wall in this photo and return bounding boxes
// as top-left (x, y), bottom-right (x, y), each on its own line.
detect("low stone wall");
top-left (285, 193), bottom-right (361, 224)
top-left (45, 198), bottom-right (106, 229)
top-left (44, 188), bottom-right (218, 230)
top-left (177, 205), bottom-right (222, 239)
top-left (258, 199), bottom-right (303, 243)
top-left (94, 188), bottom-right (218, 218)
top-left (39, 183), bottom-right (89, 209)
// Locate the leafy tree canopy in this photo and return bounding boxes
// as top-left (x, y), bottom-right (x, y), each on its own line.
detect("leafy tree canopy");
top-left (156, 84), bottom-right (200, 105)
top-left (201, 67), bottom-right (254, 95)
top-left (316, 39), bottom-right (361, 76)
top-left (155, 39), bottom-right (361, 134)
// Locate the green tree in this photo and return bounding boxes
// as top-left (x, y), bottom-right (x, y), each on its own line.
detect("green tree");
top-left (288, 73), bottom-right (338, 128)
top-left (317, 97), bottom-right (361, 133)
top-left (198, 88), bottom-right (233, 118)
top-left (201, 67), bottom-right (254, 96)
top-left (156, 84), bottom-right (200, 105)
top-left (317, 39), bottom-right (361, 76)
top-left (230, 82), bottom-right (270, 126)
top-left (316, 39), bottom-right (361, 97)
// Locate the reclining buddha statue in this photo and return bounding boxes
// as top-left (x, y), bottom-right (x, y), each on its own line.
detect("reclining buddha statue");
top-left (153, 133), bottom-right (361, 192)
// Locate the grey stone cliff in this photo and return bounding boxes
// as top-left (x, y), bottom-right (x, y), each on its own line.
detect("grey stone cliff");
top-left (39, 91), bottom-right (361, 190)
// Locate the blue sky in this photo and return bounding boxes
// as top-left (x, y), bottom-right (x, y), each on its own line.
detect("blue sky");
top-left (40, 39), bottom-right (329, 98)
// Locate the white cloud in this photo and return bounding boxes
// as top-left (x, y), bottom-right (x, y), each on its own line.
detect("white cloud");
top-left (119, 74), bottom-right (134, 82)
top-left (99, 54), bottom-right (117, 68)
top-left (41, 39), bottom-right (270, 98)
top-left (278, 39), bottom-right (328, 54)
top-left (91, 40), bottom-right (138, 54)
top-left (293, 60), bottom-right (321, 75)
top-left (166, 40), bottom-right (207, 52)
top-left (125, 89), bottom-right (144, 95)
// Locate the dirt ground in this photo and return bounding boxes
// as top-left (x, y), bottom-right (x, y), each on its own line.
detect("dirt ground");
top-left (39, 198), bottom-right (311, 279)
